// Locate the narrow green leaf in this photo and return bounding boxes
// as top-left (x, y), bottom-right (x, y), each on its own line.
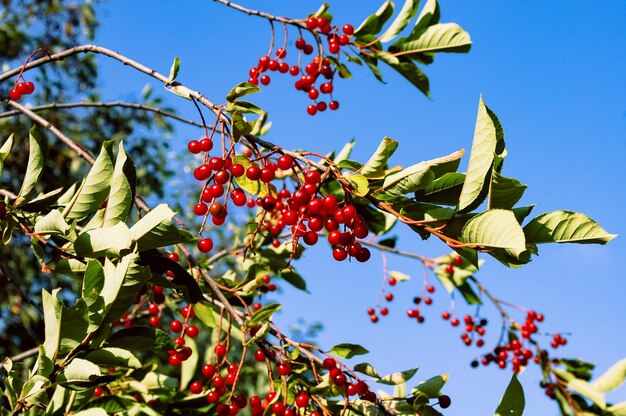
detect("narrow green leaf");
top-left (105, 327), bottom-right (174, 352)
top-left (0, 133), bottom-right (14, 173)
top-left (523, 210), bottom-right (617, 245)
top-left (129, 204), bottom-right (196, 252)
top-left (180, 335), bottom-right (199, 391)
top-left (247, 303), bottom-right (281, 328)
top-left (380, 0), bottom-right (421, 42)
top-left (359, 137), bottom-right (399, 178)
top-left (102, 254), bottom-right (151, 324)
top-left (360, 53), bottom-right (386, 83)
top-left (168, 83), bottom-right (192, 100)
top-left (489, 172), bottom-right (526, 209)
top-left (556, 371), bottom-right (605, 409)
top-left (279, 269), bottom-right (307, 291)
top-left (461, 210), bottom-right (526, 256)
top-left (414, 374), bottom-right (448, 398)
top-left (374, 149), bottom-right (464, 199)
top-left (330, 343), bottom-right (369, 359)
top-left (226, 100), bottom-right (264, 115)
top-left (326, 56), bottom-right (352, 79)
top-left (457, 96), bottom-right (499, 213)
top-left (415, 172), bottom-right (465, 205)
top-left (389, 270), bottom-right (411, 282)
top-left (65, 140), bottom-right (114, 220)
top-left (74, 222), bottom-right (132, 258)
top-left (42, 289), bottom-right (62, 361)
top-left (193, 302), bottom-right (218, 328)
top-left (398, 23), bottom-right (471, 54)
top-left (591, 358), bottom-right (626, 393)
top-left (84, 347), bottom-right (141, 369)
top-left (19, 187), bottom-right (65, 212)
top-left (378, 367), bottom-right (419, 385)
top-left (16, 126), bottom-right (48, 206)
top-left (226, 82), bottom-right (262, 102)
top-left (494, 375), bottom-right (524, 416)
top-left (82, 260), bottom-right (105, 308)
top-left (354, 1), bottom-right (395, 38)
top-left (333, 139), bottom-right (356, 164)
top-left (166, 57), bottom-right (180, 85)
top-left (378, 54), bottom-right (430, 96)
top-left (103, 141), bottom-right (135, 227)
top-left (412, 0), bottom-right (440, 36)
top-left (354, 362), bottom-right (380, 378)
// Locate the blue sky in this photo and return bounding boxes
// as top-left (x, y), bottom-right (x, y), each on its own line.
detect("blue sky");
top-left (95, 1), bottom-right (626, 414)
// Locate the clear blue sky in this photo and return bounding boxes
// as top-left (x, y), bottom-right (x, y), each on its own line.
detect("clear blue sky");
top-left (95, 1), bottom-right (626, 414)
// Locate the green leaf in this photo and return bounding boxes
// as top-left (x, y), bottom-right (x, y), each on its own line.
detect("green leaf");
top-left (129, 204), bottom-right (196, 251)
top-left (34, 210), bottom-right (71, 237)
top-left (378, 53), bottom-right (430, 96)
top-left (226, 82), bottom-right (261, 102)
top-left (42, 289), bottom-right (62, 361)
top-left (20, 375), bottom-right (49, 407)
top-left (354, 362), bottom-right (380, 378)
top-left (347, 173), bottom-right (370, 196)
top-left (415, 172), bottom-right (465, 205)
top-left (19, 187), bottom-right (65, 212)
top-left (232, 155), bottom-right (276, 197)
top-left (523, 210), bottom-right (617, 245)
top-left (457, 96), bottom-right (499, 213)
top-left (0, 133), bottom-right (14, 173)
top-left (84, 347), bottom-right (141, 369)
top-left (374, 149), bottom-right (464, 200)
top-left (330, 343), bottom-right (369, 359)
top-left (326, 56), bottom-right (353, 79)
top-left (333, 139), bottom-right (356, 164)
top-left (494, 375), bottom-right (524, 416)
top-left (360, 53), bottom-right (386, 83)
top-left (65, 140), bottom-right (114, 220)
top-left (414, 374), bottom-right (448, 398)
top-left (380, 0), bottom-right (421, 42)
top-left (57, 358), bottom-right (102, 384)
top-left (74, 222), bottom-right (133, 257)
top-left (103, 141), bottom-right (135, 227)
top-left (58, 299), bottom-right (90, 355)
top-left (555, 368), bottom-right (606, 409)
top-left (279, 269), bottom-right (307, 291)
top-left (412, 0), bottom-right (440, 35)
top-left (591, 358), bottom-right (626, 393)
top-left (180, 336), bottom-right (199, 391)
top-left (607, 401), bottom-right (626, 415)
top-left (226, 100), bottom-right (264, 115)
top-left (397, 23), bottom-right (471, 54)
top-left (461, 210), bottom-right (526, 257)
top-left (247, 303), bottom-right (281, 328)
top-left (193, 301), bottom-right (218, 328)
top-left (168, 83), bottom-right (192, 100)
top-left (16, 126), bottom-right (48, 206)
top-left (489, 172), bottom-right (526, 209)
top-left (82, 260), bottom-right (105, 308)
top-left (105, 327), bottom-right (174, 352)
top-left (378, 367), bottom-right (419, 385)
top-left (359, 137), bottom-right (399, 178)
top-left (354, 1), bottom-right (395, 38)
top-left (389, 270), bottom-right (411, 282)
top-left (166, 57), bottom-right (180, 85)
top-left (102, 254), bottom-right (151, 324)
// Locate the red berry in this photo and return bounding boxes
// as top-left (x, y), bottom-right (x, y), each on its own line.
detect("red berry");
top-left (148, 316), bottom-right (160, 327)
top-left (277, 155), bottom-right (294, 170)
top-left (304, 170), bottom-right (321, 184)
top-left (329, 100), bottom-right (339, 110)
top-left (320, 83), bottom-right (333, 94)
top-left (453, 255), bottom-right (463, 265)
top-left (246, 165), bottom-right (261, 180)
top-left (343, 24), bottom-right (354, 35)
top-left (190, 380), bottom-right (203, 394)
top-left (332, 247), bottom-right (347, 261)
top-left (93, 386), bottom-right (104, 398)
top-left (215, 344), bottom-right (227, 357)
top-left (254, 350), bottom-right (266, 362)
top-left (295, 37), bottom-right (306, 49)
top-left (426, 285), bottom-right (435, 293)
top-left (170, 320), bottom-right (183, 332)
top-left (322, 357), bottom-right (337, 370)
top-left (260, 75), bottom-right (271, 85)
top-left (188, 140), bottom-right (202, 154)
top-left (8, 88), bottom-right (21, 100)
top-left (444, 264), bottom-right (454, 274)
top-left (186, 325), bottom-right (199, 337)
top-left (194, 203), bottom-right (208, 216)
top-left (277, 362), bottom-right (292, 376)
top-left (307, 104), bottom-right (317, 115)
top-left (438, 395), bottom-right (451, 409)
top-left (295, 393), bottom-right (310, 408)
top-left (198, 238), bottom-right (213, 253)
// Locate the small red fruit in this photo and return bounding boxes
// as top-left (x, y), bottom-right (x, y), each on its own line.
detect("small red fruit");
top-left (198, 238), bottom-right (214, 253)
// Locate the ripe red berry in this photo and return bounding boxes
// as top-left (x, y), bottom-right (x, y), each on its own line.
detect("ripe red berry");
top-left (148, 316), bottom-right (160, 327)
top-left (8, 88), bottom-right (21, 100)
top-left (295, 393), bottom-right (310, 408)
top-left (194, 203), bottom-right (208, 216)
top-left (307, 104), bottom-right (318, 115)
top-left (188, 140), bottom-right (202, 154)
top-left (329, 100), bottom-right (339, 111)
top-left (343, 24), bottom-right (354, 35)
top-left (426, 284), bottom-right (435, 293)
top-left (215, 344), bottom-right (227, 357)
top-left (277, 362), bottom-right (292, 376)
top-left (277, 154), bottom-right (294, 170)
top-left (190, 380), bottom-right (203, 394)
top-left (453, 255), bottom-right (463, 265)
top-left (438, 395), bottom-right (451, 409)
top-left (254, 350), bottom-right (266, 362)
top-left (260, 75), bottom-right (271, 85)
top-left (385, 293), bottom-right (394, 302)
top-left (304, 170), bottom-right (321, 184)
top-left (186, 325), bottom-right (199, 337)
top-left (93, 386), bottom-right (104, 398)
top-left (332, 247), bottom-right (347, 261)
top-left (444, 264), bottom-right (454, 274)
top-left (246, 165), bottom-right (261, 180)
top-left (295, 37), bottom-right (306, 49)
top-left (170, 320), bottom-right (183, 333)
top-left (198, 238), bottom-right (213, 253)
top-left (322, 357), bottom-right (337, 370)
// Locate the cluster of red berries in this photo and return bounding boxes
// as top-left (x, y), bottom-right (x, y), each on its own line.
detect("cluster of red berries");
top-left (7, 80), bottom-right (35, 101)
top-left (246, 19), bottom-right (355, 115)
top-left (474, 339), bottom-right (537, 373)
top-left (550, 333), bottom-right (567, 349)
top-left (443, 312), bottom-right (488, 347)
top-left (167, 305), bottom-right (199, 366)
top-left (322, 357), bottom-right (376, 402)
top-left (187, 139), bottom-right (371, 263)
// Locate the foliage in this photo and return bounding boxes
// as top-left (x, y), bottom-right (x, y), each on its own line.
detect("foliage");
top-left (0, 1), bottom-right (621, 415)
